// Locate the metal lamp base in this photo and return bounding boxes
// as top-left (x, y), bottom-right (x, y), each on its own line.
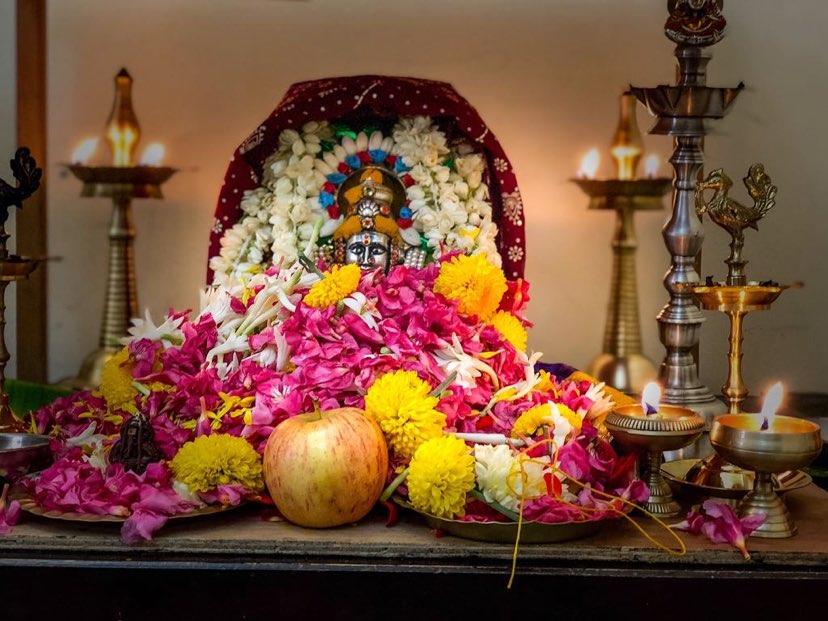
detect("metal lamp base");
top-left (643, 450), bottom-right (682, 517)
top-left (57, 347), bottom-right (118, 391)
top-left (741, 471), bottom-right (796, 538)
top-left (588, 353), bottom-right (657, 395)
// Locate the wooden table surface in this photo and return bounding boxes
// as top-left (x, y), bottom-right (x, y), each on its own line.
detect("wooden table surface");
top-left (2, 485), bottom-right (827, 619)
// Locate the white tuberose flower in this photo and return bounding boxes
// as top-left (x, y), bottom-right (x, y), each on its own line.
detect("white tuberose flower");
top-left (125, 310), bottom-right (185, 348)
top-left (433, 334), bottom-right (499, 389)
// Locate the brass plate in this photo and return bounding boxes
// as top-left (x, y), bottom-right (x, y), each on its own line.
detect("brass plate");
top-left (12, 491), bottom-right (239, 524)
top-left (397, 499), bottom-right (624, 544)
top-left (661, 459), bottom-right (811, 501)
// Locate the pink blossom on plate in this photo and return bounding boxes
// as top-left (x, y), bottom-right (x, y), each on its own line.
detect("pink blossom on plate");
top-left (0, 484), bottom-right (21, 535)
top-left (672, 500), bottom-right (765, 560)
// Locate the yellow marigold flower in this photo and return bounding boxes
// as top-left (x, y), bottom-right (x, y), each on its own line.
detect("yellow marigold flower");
top-left (434, 254), bottom-right (507, 320)
top-left (171, 434), bottom-right (263, 494)
top-left (489, 310), bottom-right (527, 351)
top-left (364, 370), bottom-right (445, 459)
top-left (100, 347), bottom-right (138, 411)
top-left (408, 435), bottom-right (475, 518)
top-left (303, 264), bottom-right (361, 308)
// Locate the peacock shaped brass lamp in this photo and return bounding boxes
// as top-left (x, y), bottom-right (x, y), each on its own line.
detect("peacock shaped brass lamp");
top-left (64, 68), bottom-right (176, 389)
top-left (572, 92), bottom-right (671, 394)
top-left (684, 164), bottom-right (805, 504)
top-left (690, 164), bottom-right (796, 415)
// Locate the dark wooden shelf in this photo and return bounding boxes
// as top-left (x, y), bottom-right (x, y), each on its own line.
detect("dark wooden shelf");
top-left (2, 485), bottom-right (828, 618)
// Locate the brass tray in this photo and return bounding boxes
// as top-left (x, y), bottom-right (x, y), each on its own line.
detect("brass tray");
top-left (662, 459), bottom-right (811, 502)
top-left (397, 499), bottom-right (622, 544)
top-left (12, 491), bottom-right (239, 523)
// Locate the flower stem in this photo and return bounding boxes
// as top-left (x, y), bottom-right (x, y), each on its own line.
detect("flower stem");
top-left (470, 489), bottom-right (520, 522)
top-left (430, 371), bottom-right (458, 398)
top-left (380, 468), bottom-right (409, 502)
top-left (298, 253), bottom-right (324, 278)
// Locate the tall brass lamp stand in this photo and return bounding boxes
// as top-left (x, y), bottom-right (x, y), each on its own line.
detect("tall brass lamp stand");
top-left (64, 69), bottom-right (176, 389)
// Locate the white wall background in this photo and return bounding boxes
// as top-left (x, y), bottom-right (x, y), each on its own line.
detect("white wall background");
top-left (45, 0), bottom-right (827, 395)
top-left (1, 0), bottom-right (16, 377)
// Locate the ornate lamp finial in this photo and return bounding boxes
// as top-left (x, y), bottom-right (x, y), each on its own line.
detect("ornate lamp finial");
top-left (695, 163), bottom-right (777, 285)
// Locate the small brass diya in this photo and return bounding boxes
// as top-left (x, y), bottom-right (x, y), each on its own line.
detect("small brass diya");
top-left (711, 413), bottom-right (822, 538)
top-left (606, 402), bottom-right (704, 517)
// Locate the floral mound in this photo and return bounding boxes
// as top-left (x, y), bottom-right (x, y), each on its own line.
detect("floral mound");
top-left (19, 253), bottom-right (644, 541)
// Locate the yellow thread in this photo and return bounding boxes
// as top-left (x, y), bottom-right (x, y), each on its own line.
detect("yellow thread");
top-left (501, 437), bottom-right (686, 588)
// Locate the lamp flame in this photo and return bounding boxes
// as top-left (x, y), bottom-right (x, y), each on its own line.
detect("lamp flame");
top-left (759, 382), bottom-right (784, 431)
top-left (579, 148), bottom-right (600, 179)
top-left (71, 138), bottom-right (99, 165)
top-left (641, 382), bottom-right (661, 416)
top-left (644, 154), bottom-right (660, 178)
top-left (107, 124), bottom-right (139, 167)
top-left (140, 142), bottom-right (165, 166)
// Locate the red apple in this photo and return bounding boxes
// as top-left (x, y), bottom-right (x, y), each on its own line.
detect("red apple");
top-left (263, 407), bottom-right (388, 528)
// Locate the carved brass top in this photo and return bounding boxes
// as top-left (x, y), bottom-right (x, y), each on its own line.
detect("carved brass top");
top-left (695, 163), bottom-right (777, 286)
top-left (665, 0), bottom-right (726, 46)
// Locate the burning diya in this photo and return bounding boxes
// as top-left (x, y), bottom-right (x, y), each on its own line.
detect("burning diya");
top-left (605, 383), bottom-right (704, 517)
top-left (710, 383), bottom-right (822, 538)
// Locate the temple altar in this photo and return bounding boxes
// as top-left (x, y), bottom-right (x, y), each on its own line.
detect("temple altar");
top-left (3, 483), bottom-right (828, 618)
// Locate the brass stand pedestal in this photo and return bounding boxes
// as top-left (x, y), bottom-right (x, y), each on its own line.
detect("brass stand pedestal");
top-left (62, 165), bottom-right (175, 389)
top-left (573, 179), bottom-right (670, 394)
top-left (0, 149), bottom-right (42, 431)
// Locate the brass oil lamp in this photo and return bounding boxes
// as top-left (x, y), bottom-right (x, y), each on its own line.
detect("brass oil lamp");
top-left (572, 93), bottom-right (671, 394)
top-left (606, 382), bottom-right (704, 517)
top-left (64, 68), bottom-right (176, 389)
top-left (711, 384), bottom-right (822, 537)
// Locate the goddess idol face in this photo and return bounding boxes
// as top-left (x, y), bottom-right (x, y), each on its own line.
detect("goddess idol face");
top-left (346, 231), bottom-right (392, 271)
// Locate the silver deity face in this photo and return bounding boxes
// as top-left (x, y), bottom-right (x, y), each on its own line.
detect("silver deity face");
top-left (345, 231), bottom-right (391, 271)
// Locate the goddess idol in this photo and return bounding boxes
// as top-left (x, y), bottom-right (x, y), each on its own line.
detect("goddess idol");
top-left (208, 76), bottom-right (526, 283)
top-left (330, 167), bottom-right (426, 271)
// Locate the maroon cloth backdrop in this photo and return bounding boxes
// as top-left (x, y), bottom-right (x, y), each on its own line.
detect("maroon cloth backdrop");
top-left (208, 75), bottom-right (526, 283)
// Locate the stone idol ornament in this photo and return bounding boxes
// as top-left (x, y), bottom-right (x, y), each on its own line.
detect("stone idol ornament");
top-left (207, 75), bottom-right (527, 284)
top-left (332, 167), bottom-right (426, 271)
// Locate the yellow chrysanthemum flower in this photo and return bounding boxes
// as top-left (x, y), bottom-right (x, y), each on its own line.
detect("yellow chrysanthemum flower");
top-left (303, 264), bottom-right (361, 308)
top-left (364, 370), bottom-right (445, 458)
top-left (489, 310), bottom-right (527, 351)
top-left (100, 347), bottom-right (138, 411)
top-left (434, 254), bottom-right (507, 320)
top-left (171, 434), bottom-right (263, 494)
top-left (511, 402), bottom-right (582, 438)
top-left (408, 435), bottom-right (475, 518)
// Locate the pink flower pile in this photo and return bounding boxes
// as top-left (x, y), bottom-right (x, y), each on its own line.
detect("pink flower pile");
top-left (16, 261), bottom-right (630, 539)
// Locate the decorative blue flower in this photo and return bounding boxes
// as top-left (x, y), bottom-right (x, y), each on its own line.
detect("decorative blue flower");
top-left (345, 154), bottom-right (361, 170)
top-left (326, 173), bottom-right (347, 185)
top-left (394, 158), bottom-right (410, 174)
top-left (319, 192), bottom-right (335, 208)
top-left (400, 206), bottom-right (412, 219)
top-left (369, 149), bottom-right (387, 164)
